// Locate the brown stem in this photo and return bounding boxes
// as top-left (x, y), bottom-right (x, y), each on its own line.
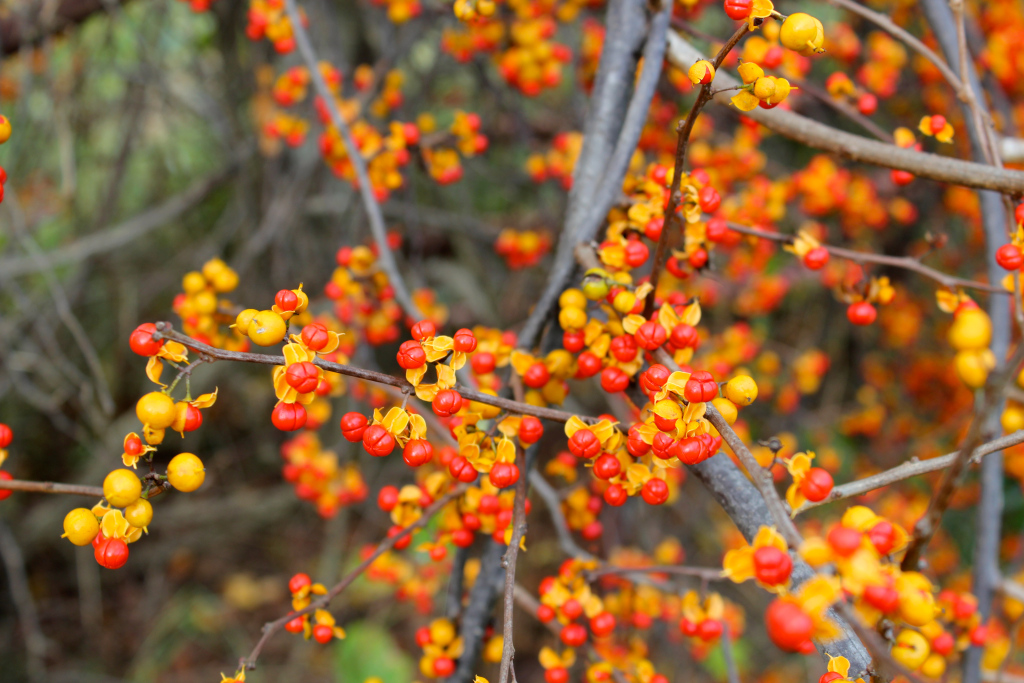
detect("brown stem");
top-left (645, 23), bottom-right (750, 319)
top-left (0, 479), bottom-right (103, 497)
top-left (241, 483), bottom-right (468, 670)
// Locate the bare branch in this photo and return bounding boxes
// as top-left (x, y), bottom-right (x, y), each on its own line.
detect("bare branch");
top-left (0, 479), bottom-right (104, 497)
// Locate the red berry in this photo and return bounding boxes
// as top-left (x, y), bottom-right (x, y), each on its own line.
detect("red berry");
top-left (765, 600), bottom-right (813, 651)
top-left (627, 426), bottom-right (651, 457)
top-left (724, 0), bottom-right (752, 20)
top-left (635, 321), bottom-right (667, 351)
top-left (669, 324), bottom-right (699, 349)
top-left (826, 525), bottom-right (862, 557)
top-left (581, 520), bottom-right (603, 540)
top-left (624, 240), bottom-right (650, 268)
top-left (403, 439), bottom-right (434, 467)
top-left (285, 361), bottom-right (320, 393)
top-left (929, 114), bottom-right (947, 134)
top-left (603, 483), bottom-right (628, 506)
top-left (518, 416), bottom-right (544, 444)
top-left (410, 320), bottom-right (436, 340)
top-left (640, 364), bottom-right (671, 394)
top-left (857, 93), bottom-right (878, 116)
top-left (129, 323), bottom-right (165, 356)
top-left (312, 624), bottom-right (333, 643)
top-left (641, 478), bottom-right (669, 505)
top-left (563, 330), bottom-right (585, 352)
top-left (289, 572), bottom-right (312, 593)
top-left (568, 429), bottom-right (601, 459)
top-left (397, 340), bottom-right (427, 369)
top-left (600, 366), bottom-right (630, 393)
top-left (489, 462), bottom-right (520, 488)
top-left (799, 467), bottom-right (834, 502)
top-left (592, 453), bottom-right (621, 479)
top-left (449, 455), bottom-right (478, 483)
top-left (453, 328), bottom-right (477, 352)
top-left (644, 216), bottom-right (664, 241)
top-left (388, 524), bottom-right (413, 550)
top-left (272, 402), bottom-right (307, 431)
top-left (698, 185), bottom-right (721, 213)
top-left (679, 617), bottom-right (698, 636)
top-left (562, 598), bottom-right (584, 620)
top-left (575, 352), bottom-right (602, 378)
top-left (688, 248), bottom-right (709, 269)
top-left (378, 485), bottom-right (399, 511)
top-left (0, 423), bottom-right (12, 448)
top-left (610, 334), bottom-right (638, 362)
top-left (560, 623), bottom-right (587, 647)
top-left (672, 436), bottom-right (708, 465)
top-left (847, 301), bottom-right (877, 326)
top-left (545, 668), bottom-right (569, 683)
top-left (471, 351), bottom-right (496, 374)
top-left (590, 612), bottom-right (616, 637)
top-left (524, 362), bottom-right (551, 388)
top-left (1017, 203), bottom-right (1024, 225)
top-left (931, 631), bottom-right (954, 656)
top-left (340, 412), bottom-right (368, 442)
top-left (537, 604), bottom-right (556, 622)
top-left (753, 546), bottom-right (793, 585)
top-left (301, 323), bottom-right (330, 351)
top-left (362, 424), bottom-right (396, 457)
top-left (275, 289), bottom-right (299, 312)
top-left (803, 246), bottom-right (830, 270)
top-left (891, 169), bottom-right (914, 185)
top-left (819, 674), bottom-right (843, 683)
top-left (285, 616), bottom-right (305, 633)
top-left (651, 432), bottom-right (676, 459)
top-left (432, 389), bottom-right (463, 417)
top-left (95, 536), bottom-right (129, 569)
top-left (996, 244), bottom-right (1023, 270)
top-left (696, 619), bottom-right (723, 641)
top-left (0, 470), bottom-right (12, 501)
top-left (863, 584), bottom-right (899, 613)
top-left (684, 371), bottom-right (718, 403)
top-left (970, 624), bottom-right (989, 646)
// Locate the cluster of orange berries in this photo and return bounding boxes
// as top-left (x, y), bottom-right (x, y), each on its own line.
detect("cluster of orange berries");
top-left (245, 0), bottom-right (306, 52)
top-left (174, 0), bottom-right (217, 13)
top-left (0, 423), bottom-right (14, 500)
top-left (525, 132), bottom-right (582, 189)
top-left (281, 433), bottom-right (368, 517)
top-left (283, 572), bottom-right (347, 642)
top-left (173, 258), bottom-right (249, 350)
top-left (494, 228), bottom-right (552, 268)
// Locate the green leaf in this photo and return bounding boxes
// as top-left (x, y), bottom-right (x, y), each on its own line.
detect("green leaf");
top-left (334, 621), bottom-right (414, 683)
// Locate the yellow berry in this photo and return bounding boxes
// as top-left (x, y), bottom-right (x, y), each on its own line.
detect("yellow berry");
top-left (582, 278), bottom-right (609, 301)
top-left (0, 115), bottom-right (12, 144)
top-left (559, 288), bottom-right (587, 310)
top-left (201, 257), bottom-right (228, 281)
top-left (62, 508), bottom-right (99, 546)
top-left (193, 290), bottom-right (218, 315)
top-left (104, 469), bottom-right (142, 508)
top-left (182, 271), bottom-right (207, 294)
top-left (1002, 402), bottom-right (1024, 433)
top-left (429, 618), bottom-right (456, 646)
top-left (753, 77), bottom-right (776, 100)
top-left (724, 375), bottom-right (758, 406)
top-left (948, 308), bottom-right (992, 350)
top-left (711, 397), bottom-right (738, 424)
top-left (558, 306), bottom-right (587, 331)
top-left (612, 290), bottom-right (636, 314)
top-left (892, 629), bottom-right (930, 670)
top-left (248, 310), bottom-right (287, 346)
top-left (125, 498), bottom-right (153, 528)
top-left (920, 653), bottom-right (946, 678)
top-left (235, 308), bottom-right (259, 334)
top-left (780, 13), bottom-right (824, 54)
top-left (167, 453), bottom-right (206, 492)
top-left (896, 572), bottom-right (937, 626)
top-left (136, 391), bottom-right (177, 429)
top-left (954, 348), bottom-right (994, 388)
top-left (210, 267), bottom-right (239, 293)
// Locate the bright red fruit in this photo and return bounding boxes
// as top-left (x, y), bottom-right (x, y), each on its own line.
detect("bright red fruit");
top-left (272, 402), bottom-right (307, 431)
top-left (397, 340), bottom-right (426, 369)
top-left (575, 352), bottom-right (602, 378)
top-left (826, 525), bottom-right (862, 556)
top-left (0, 423), bottom-right (12, 448)
top-left (453, 328), bottom-right (477, 352)
top-left (600, 366), bottom-right (630, 392)
top-left (289, 572), bottom-right (312, 593)
top-left (340, 412), bottom-right (368, 442)
top-left (569, 429), bottom-right (601, 458)
top-left (684, 371), bottom-right (718, 403)
top-left (765, 600), bottom-right (813, 651)
top-left (559, 623), bottom-right (587, 647)
top-left (301, 322), bottom-right (330, 350)
top-left (799, 467), bottom-right (834, 502)
top-left (603, 483), bottom-right (627, 506)
top-left (847, 301), bottom-right (877, 326)
top-left (996, 244), bottom-right (1023, 270)
top-left (590, 612), bottom-right (616, 637)
top-left (410, 320), bottom-right (436, 340)
top-left (803, 246), bottom-right (830, 270)
top-left (723, 0), bottom-right (752, 20)
top-left (285, 361), bottom-right (320, 393)
top-left (129, 323), bottom-right (165, 356)
top-left (863, 584), bottom-right (899, 613)
top-left (275, 289), bottom-right (299, 311)
top-left (524, 362), bottom-right (551, 388)
top-left (432, 389), bottom-right (463, 417)
top-left (697, 619), bottom-right (723, 641)
top-left (635, 321), bottom-right (667, 350)
top-left (95, 536), bottom-right (129, 569)
top-left (670, 323), bottom-right (699, 349)
top-left (471, 351), bottom-right (496, 374)
top-left (449, 455), bottom-right (478, 483)
top-left (402, 439), bottom-right (434, 467)
top-left (377, 485), bottom-right (399, 511)
top-left (518, 416), bottom-right (544, 444)
top-left (753, 546), bottom-right (793, 585)
top-left (641, 478), bottom-right (669, 505)
top-left (489, 462), bottom-right (520, 488)
top-left (0, 471), bottom-right (12, 501)
top-left (592, 453), bottom-right (621, 479)
top-left (362, 424), bottom-right (396, 457)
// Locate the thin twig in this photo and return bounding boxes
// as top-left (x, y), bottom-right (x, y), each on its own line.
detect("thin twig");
top-left (281, 0), bottom-right (423, 322)
top-left (0, 479), bottom-right (104, 497)
top-left (241, 483), bottom-right (467, 670)
top-left (645, 23), bottom-right (750, 318)
top-left (723, 221), bottom-right (1006, 294)
top-left (152, 324), bottom-right (604, 425)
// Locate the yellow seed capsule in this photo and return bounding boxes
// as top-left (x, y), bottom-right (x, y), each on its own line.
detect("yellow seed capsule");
top-left (235, 308), bottom-right (259, 334)
top-left (0, 115), bottom-right (12, 144)
top-left (201, 258), bottom-right (228, 281)
top-left (780, 13), bottom-right (824, 54)
top-left (559, 288), bottom-right (587, 310)
top-left (1002, 402), bottom-right (1024, 433)
top-left (104, 469), bottom-right (142, 508)
top-left (210, 267), bottom-right (239, 293)
top-left (724, 375), bottom-right (758, 406)
top-left (612, 290), bottom-right (636, 314)
top-left (167, 453), bottom-right (206, 492)
top-left (687, 60), bottom-right (716, 85)
top-left (62, 508), bottom-right (99, 546)
top-left (136, 391), bottom-right (177, 429)
top-left (892, 629), bottom-right (930, 670)
top-left (182, 271), bottom-right (207, 294)
top-left (248, 310), bottom-right (287, 346)
top-left (711, 397), bottom-right (738, 424)
top-left (948, 307), bottom-right (992, 350)
top-left (954, 348), bottom-right (994, 388)
top-left (429, 618), bottom-right (456, 646)
top-left (753, 77), bottom-right (776, 100)
top-left (558, 306), bottom-right (587, 331)
top-left (920, 652), bottom-right (946, 678)
top-left (125, 498), bottom-right (153, 528)
top-left (192, 290), bottom-right (218, 315)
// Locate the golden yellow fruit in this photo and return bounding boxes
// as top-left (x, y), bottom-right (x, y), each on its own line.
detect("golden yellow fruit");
top-left (558, 288), bottom-right (587, 310)
top-left (920, 652), bottom-right (946, 678)
top-left (210, 267), bottom-right (239, 293)
top-left (558, 306), bottom-right (587, 331)
top-left (182, 271), bottom-right (207, 294)
top-left (954, 348), bottom-right (995, 388)
top-left (235, 308), bottom-right (258, 333)
top-left (62, 508), bottom-right (99, 546)
top-left (948, 308), bottom-right (992, 350)
top-left (780, 13), bottom-right (824, 54)
top-left (892, 629), bottom-right (930, 670)
top-left (104, 469), bottom-right (142, 508)
top-left (711, 397), bottom-right (738, 424)
top-left (248, 310), bottom-right (287, 346)
top-left (1003, 402), bottom-right (1024, 433)
top-left (136, 391), bottom-right (177, 429)
top-left (167, 453), bottom-right (206, 492)
top-left (125, 498), bottom-right (153, 528)
top-left (724, 375), bottom-right (758, 406)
